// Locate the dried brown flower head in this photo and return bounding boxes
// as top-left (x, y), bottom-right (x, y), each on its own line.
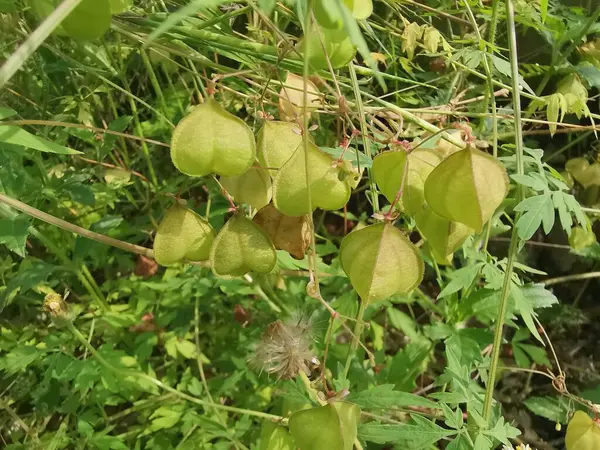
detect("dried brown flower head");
top-left (252, 315), bottom-right (316, 380)
top-left (43, 292), bottom-right (72, 327)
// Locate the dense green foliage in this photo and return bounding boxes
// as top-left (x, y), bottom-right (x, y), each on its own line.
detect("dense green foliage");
top-left (1, 0), bottom-right (600, 449)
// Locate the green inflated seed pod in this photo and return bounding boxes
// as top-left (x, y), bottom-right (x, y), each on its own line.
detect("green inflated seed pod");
top-left (171, 98), bottom-right (255, 177)
top-left (565, 411), bottom-right (600, 450)
top-left (153, 203), bottom-right (216, 266)
top-left (289, 402), bottom-right (360, 450)
top-left (220, 164), bottom-right (272, 210)
top-left (209, 215), bottom-right (277, 277)
top-left (62, 0), bottom-right (112, 41)
top-left (340, 223), bottom-right (424, 304)
top-left (424, 146), bottom-right (508, 232)
top-left (256, 121), bottom-right (304, 171)
top-left (298, 28), bottom-right (356, 71)
top-left (272, 142), bottom-right (351, 216)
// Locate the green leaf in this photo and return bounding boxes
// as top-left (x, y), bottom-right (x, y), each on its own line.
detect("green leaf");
top-left (0, 215), bottom-right (30, 257)
top-left (540, 0), bottom-right (548, 22)
top-left (387, 308), bottom-right (420, 342)
top-left (0, 259), bottom-right (55, 313)
top-left (321, 146), bottom-right (372, 168)
top-left (0, 105), bottom-right (16, 119)
top-left (0, 125), bottom-right (81, 154)
top-left (346, 384), bottom-right (439, 410)
top-left (483, 416), bottom-right (520, 447)
top-left (524, 396), bottom-right (570, 423)
top-left (511, 284), bottom-right (543, 344)
top-left (0, 345), bottom-right (44, 374)
top-left (358, 416), bottom-right (455, 446)
top-left (445, 333), bottom-right (482, 371)
top-left (510, 174), bottom-right (547, 191)
top-left (175, 340), bottom-right (197, 359)
top-left (385, 340), bottom-right (431, 391)
top-left (519, 284), bottom-right (558, 308)
top-left (0, 0), bottom-right (17, 11)
top-left (512, 344), bottom-right (531, 368)
top-left (514, 193), bottom-right (554, 240)
top-left (438, 263), bottom-right (484, 298)
top-left (519, 343), bottom-right (551, 367)
top-left (576, 63), bottom-right (600, 89)
top-left (258, 0), bottom-right (277, 14)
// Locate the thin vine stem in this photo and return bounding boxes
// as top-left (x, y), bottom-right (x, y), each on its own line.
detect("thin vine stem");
top-left (482, 0), bottom-right (525, 423)
top-left (343, 300), bottom-right (367, 378)
top-left (0, 120), bottom-right (170, 148)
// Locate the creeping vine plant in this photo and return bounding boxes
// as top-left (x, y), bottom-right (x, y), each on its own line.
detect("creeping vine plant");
top-left (1, 0), bottom-right (600, 449)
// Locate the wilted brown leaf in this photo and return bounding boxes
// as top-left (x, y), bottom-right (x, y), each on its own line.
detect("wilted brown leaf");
top-left (253, 204), bottom-right (312, 260)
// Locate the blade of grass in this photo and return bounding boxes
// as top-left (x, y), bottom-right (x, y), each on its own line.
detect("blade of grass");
top-left (0, 0), bottom-right (83, 89)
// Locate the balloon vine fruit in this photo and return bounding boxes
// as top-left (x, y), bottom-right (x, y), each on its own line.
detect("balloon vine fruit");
top-left (253, 204), bottom-right (312, 260)
top-left (415, 206), bottom-right (472, 261)
top-left (403, 149), bottom-right (443, 215)
top-left (257, 121), bottom-right (304, 171)
top-left (278, 73), bottom-right (320, 122)
top-left (220, 164), bottom-right (272, 210)
top-left (298, 28), bottom-right (357, 71)
top-left (62, 0), bottom-right (112, 41)
top-left (372, 149), bottom-right (407, 210)
top-left (273, 142), bottom-right (351, 216)
top-left (424, 146), bottom-right (509, 232)
top-left (313, 0), bottom-right (374, 29)
top-left (288, 402), bottom-right (360, 450)
top-left (153, 203), bottom-right (216, 266)
top-left (209, 214), bottom-right (277, 277)
top-left (260, 422), bottom-right (295, 450)
top-left (340, 223), bottom-right (424, 304)
top-left (171, 98), bottom-right (256, 177)
top-left (565, 411), bottom-right (600, 450)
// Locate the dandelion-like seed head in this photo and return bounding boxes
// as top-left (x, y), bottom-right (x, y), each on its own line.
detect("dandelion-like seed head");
top-left (252, 314), bottom-right (316, 380)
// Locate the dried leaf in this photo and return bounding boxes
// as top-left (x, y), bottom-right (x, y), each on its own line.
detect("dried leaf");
top-left (253, 204), bottom-right (312, 259)
top-left (278, 73), bottom-right (320, 122)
